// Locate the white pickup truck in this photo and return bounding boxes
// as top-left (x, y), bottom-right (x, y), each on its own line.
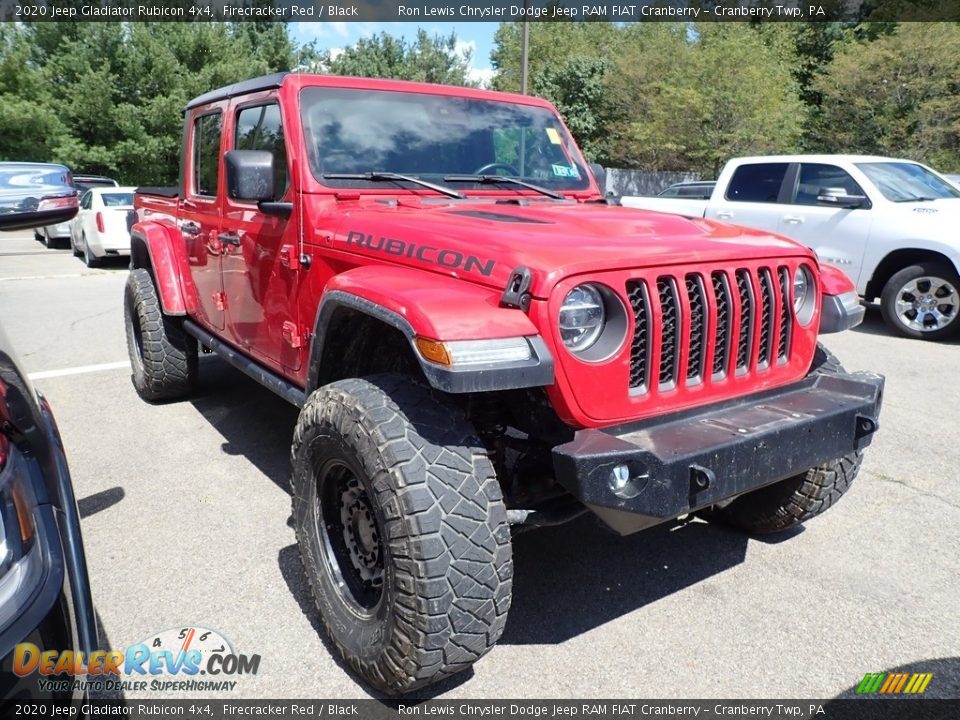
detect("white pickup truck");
top-left (622, 155), bottom-right (960, 340)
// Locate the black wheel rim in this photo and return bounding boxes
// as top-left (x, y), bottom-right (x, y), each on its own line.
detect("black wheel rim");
top-left (314, 459), bottom-right (385, 614)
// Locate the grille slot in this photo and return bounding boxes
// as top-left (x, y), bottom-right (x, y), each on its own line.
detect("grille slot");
top-left (626, 265), bottom-right (795, 396)
top-left (627, 281), bottom-right (650, 389)
top-left (657, 277), bottom-right (680, 387)
top-left (711, 272), bottom-right (731, 377)
top-left (735, 270), bottom-right (754, 372)
top-left (777, 267), bottom-right (792, 362)
top-left (757, 268), bottom-right (775, 368)
top-left (685, 274), bottom-right (707, 383)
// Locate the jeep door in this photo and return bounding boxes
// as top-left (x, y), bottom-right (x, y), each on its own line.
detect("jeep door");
top-left (180, 105), bottom-right (227, 331)
top-left (776, 162), bottom-right (873, 287)
top-left (219, 97), bottom-right (301, 373)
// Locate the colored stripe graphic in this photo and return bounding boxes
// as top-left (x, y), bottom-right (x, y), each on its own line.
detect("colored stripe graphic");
top-left (857, 672), bottom-right (933, 694)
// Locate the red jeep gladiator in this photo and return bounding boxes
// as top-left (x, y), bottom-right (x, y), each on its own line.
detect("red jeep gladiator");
top-left (127, 73), bottom-right (883, 693)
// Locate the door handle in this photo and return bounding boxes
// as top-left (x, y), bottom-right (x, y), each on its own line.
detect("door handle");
top-left (218, 232), bottom-right (241, 246)
top-left (180, 221), bottom-right (200, 236)
top-left (716, 211), bottom-right (734, 219)
top-left (783, 215), bottom-right (805, 224)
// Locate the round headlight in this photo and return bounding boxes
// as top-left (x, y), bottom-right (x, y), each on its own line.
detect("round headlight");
top-left (793, 265), bottom-right (816, 325)
top-left (559, 284), bottom-right (605, 351)
top-left (793, 267), bottom-right (810, 313)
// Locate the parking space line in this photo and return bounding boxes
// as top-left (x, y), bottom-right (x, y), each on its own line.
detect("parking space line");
top-left (0, 273), bottom-right (99, 281)
top-left (29, 360), bottom-right (130, 380)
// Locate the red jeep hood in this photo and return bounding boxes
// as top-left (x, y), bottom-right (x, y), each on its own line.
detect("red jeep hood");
top-left (328, 199), bottom-right (815, 298)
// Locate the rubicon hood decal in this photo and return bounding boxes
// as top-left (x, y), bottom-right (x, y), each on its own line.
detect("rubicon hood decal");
top-left (344, 230), bottom-right (496, 277)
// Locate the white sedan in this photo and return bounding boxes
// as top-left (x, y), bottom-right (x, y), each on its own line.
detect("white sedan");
top-left (69, 187), bottom-right (135, 267)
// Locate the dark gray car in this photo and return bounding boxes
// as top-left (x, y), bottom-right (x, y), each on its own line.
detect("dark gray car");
top-left (0, 163), bottom-right (78, 234)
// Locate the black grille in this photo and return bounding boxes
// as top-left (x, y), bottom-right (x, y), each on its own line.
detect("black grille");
top-left (627, 281), bottom-right (649, 389)
top-left (657, 278), bottom-right (680, 386)
top-left (712, 272), bottom-right (731, 376)
top-left (627, 265), bottom-right (794, 394)
top-left (685, 275), bottom-right (706, 382)
top-left (735, 270), bottom-right (753, 372)
top-left (777, 267), bottom-right (792, 362)
top-left (757, 268), bottom-right (774, 367)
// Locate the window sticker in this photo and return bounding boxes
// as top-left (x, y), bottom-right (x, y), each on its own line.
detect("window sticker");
top-left (545, 128), bottom-right (563, 145)
top-left (552, 164), bottom-right (580, 178)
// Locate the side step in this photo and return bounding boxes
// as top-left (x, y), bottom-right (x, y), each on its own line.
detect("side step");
top-left (183, 320), bottom-right (306, 408)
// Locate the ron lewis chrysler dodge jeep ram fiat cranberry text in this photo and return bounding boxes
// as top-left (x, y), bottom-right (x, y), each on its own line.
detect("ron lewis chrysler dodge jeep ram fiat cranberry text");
top-left (125, 73), bottom-right (884, 693)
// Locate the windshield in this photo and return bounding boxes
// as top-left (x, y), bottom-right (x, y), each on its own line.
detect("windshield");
top-left (299, 87), bottom-right (591, 193)
top-left (856, 162), bottom-right (960, 202)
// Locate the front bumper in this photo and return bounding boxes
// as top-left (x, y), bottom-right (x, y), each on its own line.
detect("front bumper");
top-left (552, 369), bottom-right (884, 535)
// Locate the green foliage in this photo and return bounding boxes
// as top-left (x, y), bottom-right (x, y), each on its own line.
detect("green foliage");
top-left (0, 22), bottom-right (303, 184)
top-left (316, 30), bottom-right (475, 86)
top-left (813, 23), bottom-right (960, 171)
top-left (531, 57), bottom-right (610, 161)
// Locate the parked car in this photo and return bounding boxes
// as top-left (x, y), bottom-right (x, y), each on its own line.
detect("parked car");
top-left (0, 163), bottom-right (78, 232)
top-left (127, 73), bottom-right (882, 694)
top-left (0, 185), bottom-right (96, 702)
top-left (38, 174), bottom-right (119, 249)
top-left (69, 186), bottom-right (135, 267)
top-left (657, 180), bottom-right (716, 199)
top-left (622, 155), bottom-right (960, 340)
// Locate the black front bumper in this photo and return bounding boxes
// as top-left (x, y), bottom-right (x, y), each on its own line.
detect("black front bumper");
top-left (552, 369), bottom-right (884, 535)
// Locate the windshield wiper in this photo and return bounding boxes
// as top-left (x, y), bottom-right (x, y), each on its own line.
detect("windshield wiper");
top-left (322, 172), bottom-right (465, 199)
top-left (443, 174), bottom-right (564, 200)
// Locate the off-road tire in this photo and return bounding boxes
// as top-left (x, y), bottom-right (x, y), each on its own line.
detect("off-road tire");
top-left (880, 261), bottom-right (960, 340)
top-left (123, 268), bottom-right (197, 401)
top-left (702, 345), bottom-right (863, 534)
top-left (291, 374), bottom-right (512, 694)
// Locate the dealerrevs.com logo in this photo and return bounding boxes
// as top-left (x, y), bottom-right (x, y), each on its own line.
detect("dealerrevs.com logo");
top-left (13, 626), bottom-right (260, 693)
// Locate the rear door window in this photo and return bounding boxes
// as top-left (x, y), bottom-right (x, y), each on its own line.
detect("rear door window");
top-left (725, 163), bottom-right (789, 203)
top-left (192, 111), bottom-right (223, 197)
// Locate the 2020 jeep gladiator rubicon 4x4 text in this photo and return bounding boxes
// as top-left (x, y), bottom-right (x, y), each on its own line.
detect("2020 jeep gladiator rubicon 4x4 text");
top-left (126, 73), bottom-right (883, 693)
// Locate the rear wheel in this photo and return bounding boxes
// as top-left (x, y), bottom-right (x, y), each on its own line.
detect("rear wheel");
top-left (82, 235), bottom-right (100, 268)
top-left (700, 346), bottom-right (863, 534)
top-left (43, 229), bottom-right (59, 249)
top-left (881, 262), bottom-right (960, 340)
top-left (291, 375), bottom-right (512, 694)
top-left (124, 268), bottom-right (197, 401)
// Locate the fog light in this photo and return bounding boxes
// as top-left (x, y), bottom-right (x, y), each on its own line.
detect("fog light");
top-left (608, 464), bottom-right (631, 493)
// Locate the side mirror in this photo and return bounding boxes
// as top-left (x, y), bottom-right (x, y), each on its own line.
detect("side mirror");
top-left (816, 187), bottom-right (869, 209)
top-left (589, 162), bottom-right (607, 194)
top-left (224, 150), bottom-right (275, 202)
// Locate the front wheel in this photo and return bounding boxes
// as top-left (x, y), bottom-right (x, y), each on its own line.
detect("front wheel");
top-left (291, 374), bottom-right (512, 694)
top-left (880, 262), bottom-right (960, 340)
top-left (701, 346), bottom-right (863, 534)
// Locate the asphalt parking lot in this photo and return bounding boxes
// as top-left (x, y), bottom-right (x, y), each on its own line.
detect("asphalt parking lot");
top-left (1, 229), bottom-right (958, 700)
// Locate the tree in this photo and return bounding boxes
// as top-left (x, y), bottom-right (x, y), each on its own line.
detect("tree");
top-left (531, 57), bottom-right (610, 161)
top-left (315, 30), bottom-right (475, 86)
top-left (0, 22), bottom-right (305, 184)
top-left (813, 22), bottom-right (960, 171)
top-left (596, 24), bottom-right (805, 175)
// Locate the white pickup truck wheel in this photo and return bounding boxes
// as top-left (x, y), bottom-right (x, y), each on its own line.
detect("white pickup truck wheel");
top-left (881, 262), bottom-right (960, 340)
